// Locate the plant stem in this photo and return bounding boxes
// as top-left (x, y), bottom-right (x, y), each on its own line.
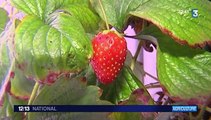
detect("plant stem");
top-left (145, 85), bottom-right (161, 89)
top-left (206, 106), bottom-right (211, 113)
top-left (0, 59), bottom-right (15, 103)
top-left (28, 82), bottom-right (39, 105)
top-left (141, 20), bottom-right (147, 31)
top-left (137, 35), bottom-right (158, 46)
top-left (189, 112), bottom-right (194, 120)
top-left (145, 82), bottom-right (161, 89)
top-left (98, 0), bottom-right (109, 30)
top-left (128, 43), bottom-right (155, 105)
top-left (130, 41), bottom-right (143, 70)
top-left (24, 82), bottom-right (39, 118)
top-left (132, 74), bottom-right (154, 105)
top-left (144, 72), bottom-right (158, 81)
top-left (124, 34), bottom-right (137, 38)
top-left (197, 105), bottom-right (206, 119)
top-left (163, 97), bottom-right (171, 105)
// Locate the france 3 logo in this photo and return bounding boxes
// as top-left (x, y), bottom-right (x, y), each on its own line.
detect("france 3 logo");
top-left (18, 106), bottom-right (30, 112)
top-left (192, 9), bottom-right (198, 18)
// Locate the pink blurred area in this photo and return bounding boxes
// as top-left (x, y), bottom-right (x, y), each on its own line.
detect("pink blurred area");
top-left (0, 0), bottom-right (162, 101)
top-left (124, 26), bottom-right (162, 101)
top-left (0, 0), bottom-right (24, 19)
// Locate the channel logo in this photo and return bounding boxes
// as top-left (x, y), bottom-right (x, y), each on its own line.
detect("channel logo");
top-left (172, 105), bottom-right (197, 112)
top-left (192, 9), bottom-right (198, 18)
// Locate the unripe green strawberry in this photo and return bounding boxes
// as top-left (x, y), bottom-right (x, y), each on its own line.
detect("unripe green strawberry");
top-left (91, 30), bottom-right (127, 84)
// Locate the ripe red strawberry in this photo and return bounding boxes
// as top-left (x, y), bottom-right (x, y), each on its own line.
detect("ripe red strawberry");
top-left (91, 30), bottom-right (127, 84)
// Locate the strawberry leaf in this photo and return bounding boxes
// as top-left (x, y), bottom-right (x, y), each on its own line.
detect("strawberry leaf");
top-left (110, 111), bottom-right (141, 120)
top-left (90, 0), bottom-right (146, 30)
top-left (11, 0), bottom-right (100, 32)
top-left (0, 8), bottom-right (10, 82)
top-left (10, 66), bottom-right (35, 99)
top-left (61, 4), bottom-right (100, 33)
top-left (0, 20), bottom-right (14, 103)
top-left (142, 25), bottom-right (211, 100)
top-left (0, 93), bottom-right (26, 119)
top-left (0, 94), bottom-right (11, 118)
top-left (28, 76), bottom-right (112, 120)
top-left (0, 8), bottom-right (9, 34)
top-left (85, 64), bottom-right (97, 85)
top-left (91, 0), bottom-right (211, 46)
top-left (99, 66), bottom-right (148, 104)
top-left (0, 43), bottom-right (10, 87)
top-left (10, 0), bottom-right (87, 19)
top-left (131, 0), bottom-right (211, 47)
top-left (11, 0), bottom-right (65, 19)
top-left (15, 14), bottom-right (92, 82)
top-left (109, 89), bottom-right (155, 120)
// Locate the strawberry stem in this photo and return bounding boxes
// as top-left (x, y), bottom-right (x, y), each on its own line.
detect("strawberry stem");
top-left (145, 82), bottom-right (161, 89)
top-left (98, 0), bottom-right (109, 30)
top-left (27, 82), bottom-right (40, 105)
top-left (130, 41), bottom-right (143, 70)
top-left (144, 71), bottom-right (158, 81)
top-left (131, 71), bottom-right (155, 105)
top-left (24, 81), bottom-right (39, 117)
top-left (197, 105), bottom-right (206, 119)
top-left (205, 106), bottom-right (211, 113)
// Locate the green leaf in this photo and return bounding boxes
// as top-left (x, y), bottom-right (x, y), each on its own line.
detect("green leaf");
top-left (0, 8), bottom-right (10, 83)
top-left (0, 43), bottom-right (10, 85)
top-left (10, 65), bottom-right (35, 98)
top-left (15, 19), bottom-right (21, 28)
top-left (11, 0), bottom-right (101, 33)
top-left (99, 66), bottom-right (146, 104)
top-left (11, 0), bottom-right (65, 19)
top-left (11, 0), bottom-right (93, 20)
top-left (61, 4), bottom-right (100, 33)
top-left (90, 0), bottom-right (147, 30)
top-left (109, 89), bottom-right (155, 120)
top-left (28, 76), bottom-right (112, 120)
top-left (130, 0), bottom-right (211, 47)
top-left (0, 20), bottom-right (15, 105)
top-left (143, 25), bottom-right (211, 99)
top-left (0, 94), bottom-right (10, 118)
top-left (85, 64), bottom-right (97, 85)
top-left (15, 14), bottom-right (92, 82)
top-left (31, 77), bottom-right (111, 105)
top-left (0, 8), bottom-right (9, 34)
top-left (0, 94), bottom-right (25, 120)
top-left (110, 112), bottom-right (142, 120)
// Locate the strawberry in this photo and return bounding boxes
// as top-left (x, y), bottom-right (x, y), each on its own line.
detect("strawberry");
top-left (91, 30), bottom-right (127, 84)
